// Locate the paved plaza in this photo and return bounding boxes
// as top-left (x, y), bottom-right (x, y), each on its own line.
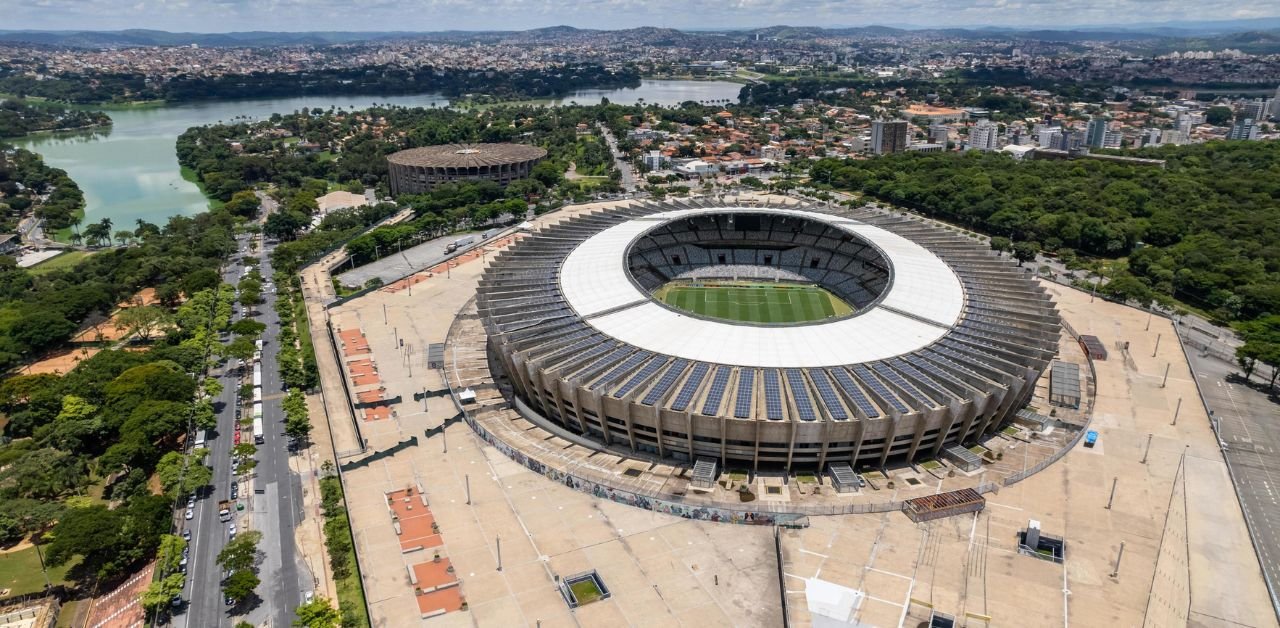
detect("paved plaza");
top-left (299, 197), bottom-right (1276, 627)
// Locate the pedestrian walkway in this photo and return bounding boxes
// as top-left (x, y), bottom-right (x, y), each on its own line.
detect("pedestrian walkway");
top-left (84, 562), bottom-right (153, 628)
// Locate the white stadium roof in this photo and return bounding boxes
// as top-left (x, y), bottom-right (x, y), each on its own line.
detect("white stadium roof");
top-left (558, 207), bottom-right (965, 368)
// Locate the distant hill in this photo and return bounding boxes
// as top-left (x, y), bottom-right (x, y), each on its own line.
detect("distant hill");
top-left (0, 23), bottom-right (1278, 50)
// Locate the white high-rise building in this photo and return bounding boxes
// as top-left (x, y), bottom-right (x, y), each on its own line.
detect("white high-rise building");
top-left (966, 119), bottom-right (998, 151)
top-left (1036, 126), bottom-right (1061, 148)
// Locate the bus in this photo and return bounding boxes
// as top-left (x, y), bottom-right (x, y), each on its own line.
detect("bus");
top-left (252, 418), bottom-right (264, 445)
top-left (252, 364), bottom-right (262, 389)
top-left (193, 429), bottom-right (208, 448)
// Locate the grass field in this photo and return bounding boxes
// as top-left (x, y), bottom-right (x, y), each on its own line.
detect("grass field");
top-left (0, 544), bottom-right (73, 598)
top-left (28, 250), bottom-right (93, 275)
top-left (654, 281), bottom-right (853, 324)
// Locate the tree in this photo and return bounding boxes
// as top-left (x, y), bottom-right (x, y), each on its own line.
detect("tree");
top-left (264, 211), bottom-right (309, 241)
top-left (293, 596), bottom-right (341, 628)
top-left (181, 268), bottom-right (221, 297)
top-left (223, 336), bottom-right (257, 363)
top-left (216, 530), bottom-right (263, 572)
top-left (223, 569), bottom-right (260, 603)
top-left (156, 451), bottom-right (213, 498)
top-left (285, 412), bottom-right (313, 441)
top-left (1205, 106), bottom-right (1234, 126)
top-left (230, 319), bottom-right (267, 337)
top-left (224, 190), bottom-right (262, 218)
top-left (114, 305), bottom-right (174, 342)
top-left (141, 573), bottom-right (187, 612)
top-left (1011, 240), bottom-right (1040, 266)
top-left (204, 377), bottom-right (224, 398)
top-left (156, 534), bottom-right (187, 575)
top-left (113, 230), bottom-right (134, 246)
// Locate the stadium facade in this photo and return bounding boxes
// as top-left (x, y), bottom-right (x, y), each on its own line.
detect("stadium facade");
top-left (387, 143), bottom-right (547, 196)
top-left (476, 200), bottom-right (1060, 471)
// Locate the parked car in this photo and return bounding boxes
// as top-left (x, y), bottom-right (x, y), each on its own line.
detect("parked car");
top-left (184, 508), bottom-right (194, 520)
top-left (182, 529), bottom-right (191, 541)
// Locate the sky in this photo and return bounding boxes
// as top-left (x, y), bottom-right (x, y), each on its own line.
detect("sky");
top-left (2, 0), bottom-right (1275, 32)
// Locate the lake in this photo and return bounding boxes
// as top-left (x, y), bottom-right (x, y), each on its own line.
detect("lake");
top-left (13, 79), bottom-right (742, 230)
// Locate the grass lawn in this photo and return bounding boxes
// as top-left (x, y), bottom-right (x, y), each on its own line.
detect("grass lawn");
top-left (568, 578), bottom-right (604, 606)
top-left (0, 545), bottom-right (74, 598)
top-left (28, 250), bottom-right (93, 275)
top-left (920, 460), bottom-right (943, 471)
top-left (179, 166), bottom-right (225, 210)
top-left (55, 598), bottom-right (84, 627)
top-left (653, 280), bottom-right (853, 324)
top-left (335, 565), bottom-right (369, 628)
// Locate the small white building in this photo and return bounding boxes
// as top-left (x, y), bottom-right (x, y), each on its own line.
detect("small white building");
top-left (674, 159), bottom-right (718, 178)
top-left (1001, 145), bottom-right (1036, 161)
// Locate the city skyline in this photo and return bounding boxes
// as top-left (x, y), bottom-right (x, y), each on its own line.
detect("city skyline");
top-left (4, 0), bottom-right (1278, 34)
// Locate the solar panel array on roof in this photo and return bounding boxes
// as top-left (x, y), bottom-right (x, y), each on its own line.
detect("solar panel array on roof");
top-left (786, 369), bottom-right (817, 421)
top-left (832, 367), bottom-right (882, 418)
top-left (763, 370), bottom-right (784, 420)
top-left (698, 366), bottom-right (731, 415)
top-left (592, 351), bottom-right (652, 391)
top-left (852, 365), bottom-right (910, 414)
top-left (892, 358), bottom-right (958, 400)
top-left (671, 362), bottom-right (710, 411)
top-left (872, 363), bottom-right (937, 407)
top-left (614, 356), bottom-right (667, 398)
top-left (734, 369), bottom-right (756, 419)
top-left (642, 359), bottom-right (688, 406)
top-left (809, 370), bottom-right (849, 420)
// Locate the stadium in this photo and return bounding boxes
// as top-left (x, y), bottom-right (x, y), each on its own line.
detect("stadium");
top-left (476, 199), bottom-right (1061, 471)
top-left (387, 142), bottom-right (547, 195)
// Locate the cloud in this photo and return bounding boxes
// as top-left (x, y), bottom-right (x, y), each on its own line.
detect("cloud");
top-left (0, 0), bottom-right (1261, 31)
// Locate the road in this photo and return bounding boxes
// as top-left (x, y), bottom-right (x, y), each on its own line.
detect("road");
top-left (1181, 329), bottom-right (1280, 619)
top-left (242, 238), bottom-right (309, 627)
top-left (178, 239), bottom-right (247, 628)
top-left (598, 122), bottom-right (637, 192)
top-left (179, 233), bottom-right (308, 627)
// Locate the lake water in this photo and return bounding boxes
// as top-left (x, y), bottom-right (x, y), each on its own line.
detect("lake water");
top-left (14, 80), bottom-right (742, 229)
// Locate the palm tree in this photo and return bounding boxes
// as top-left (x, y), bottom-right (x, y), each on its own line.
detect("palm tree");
top-left (98, 217), bottom-right (112, 236)
top-left (68, 214), bottom-right (82, 245)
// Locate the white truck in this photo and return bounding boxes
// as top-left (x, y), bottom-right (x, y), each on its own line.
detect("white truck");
top-left (445, 236), bottom-right (476, 254)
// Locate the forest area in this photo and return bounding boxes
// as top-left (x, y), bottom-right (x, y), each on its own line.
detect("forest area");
top-left (808, 141), bottom-right (1280, 323)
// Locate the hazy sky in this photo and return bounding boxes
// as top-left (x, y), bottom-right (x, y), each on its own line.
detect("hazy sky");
top-left (2, 0), bottom-right (1272, 32)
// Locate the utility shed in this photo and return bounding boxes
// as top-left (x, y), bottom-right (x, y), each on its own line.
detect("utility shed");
top-left (1049, 361), bottom-right (1081, 409)
top-left (903, 488), bottom-right (985, 523)
top-left (1079, 334), bottom-right (1107, 360)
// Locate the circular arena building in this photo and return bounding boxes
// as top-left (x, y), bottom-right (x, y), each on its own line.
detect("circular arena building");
top-left (476, 199), bottom-right (1060, 472)
top-left (387, 143), bottom-right (547, 196)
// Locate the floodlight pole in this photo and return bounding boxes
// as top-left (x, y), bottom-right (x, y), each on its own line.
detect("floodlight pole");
top-left (1171, 397), bottom-right (1183, 426)
top-left (466, 474), bottom-right (471, 505)
top-left (1152, 333), bottom-right (1161, 357)
top-left (1161, 363), bottom-right (1170, 388)
top-left (1111, 541), bottom-right (1126, 578)
top-left (1105, 477), bottom-right (1118, 509)
top-left (1141, 433), bottom-right (1153, 464)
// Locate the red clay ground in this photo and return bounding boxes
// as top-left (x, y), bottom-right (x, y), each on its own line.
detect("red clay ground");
top-left (84, 562), bottom-right (153, 628)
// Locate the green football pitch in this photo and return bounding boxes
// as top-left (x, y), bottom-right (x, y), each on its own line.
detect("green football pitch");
top-left (653, 281), bottom-right (854, 324)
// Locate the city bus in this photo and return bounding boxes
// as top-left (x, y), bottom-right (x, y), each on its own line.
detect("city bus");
top-left (252, 418), bottom-right (264, 445)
